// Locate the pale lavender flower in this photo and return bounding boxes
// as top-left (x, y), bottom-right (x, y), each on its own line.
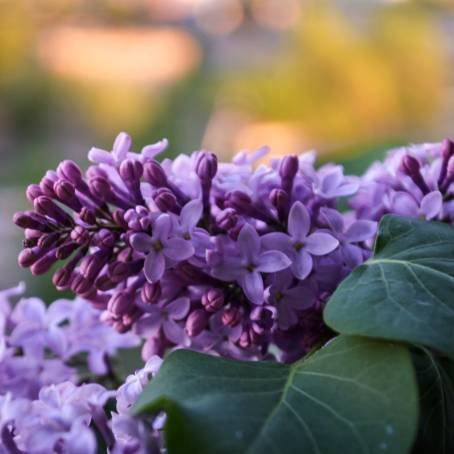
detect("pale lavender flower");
top-left (212, 224), bottom-right (291, 304)
top-left (135, 297), bottom-right (190, 345)
top-left (265, 270), bottom-right (315, 330)
top-left (312, 165), bottom-right (359, 199)
top-left (263, 202), bottom-right (339, 280)
top-left (131, 214), bottom-right (194, 283)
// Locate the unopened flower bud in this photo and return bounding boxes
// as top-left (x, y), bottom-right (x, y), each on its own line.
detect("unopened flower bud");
top-left (226, 191), bottom-right (251, 212)
top-left (40, 171), bottom-right (58, 197)
top-left (153, 188), bottom-right (178, 212)
top-left (141, 282), bottom-right (161, 304)
top-left (37, 232), bottom-right (59, 250)
top-left (56, 241), bottom-right (78, 260)
top-left (92, 229), bottom-right (116, 248)
top-left (95, 274), bottom-right (117, 291)
top-left (195, 151), bottom-right (218, 182)
top-left (222, 306), bottom-right (241, 327)
top-left (79, 207), bottom-right (97, 224)
top-left (143, 160), bottom-right (168, 187)
top-left (270, 188), bottom-right (288, 210)
top-left (216, 208), bottom-right (237, 230)
top-left (18, 247), bottom-right (45, 267)
top-left (201, 288), bottom-right (224, 312)
top-left (34, 196), bottom-right (74, 226)
top-left (57, 160), bottom-right (83, 184)
top-left (26, 184), bottom-right (43, 203)
top-left (108, 291), bottom-right (132, 317)
top-left (186, 309), bottom-right (208, 337)
top-left (119, 159), bottom-right (143, 182)
top-left (70, 226), bottom-right (90, 245)
top-left (30, 250), bottom-right (58, 275)
top-left (13, 211), bottom-right (51, 232)
top-left (52, 267), bottom-right (74, 290)
top-left (89, 177), bottom-right (112, 200)
top-left (279, 155), bottom-right (298, 180)
top-left (71, 273), bottom-right (92, 294)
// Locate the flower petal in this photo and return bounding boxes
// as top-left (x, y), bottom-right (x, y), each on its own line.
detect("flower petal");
top-left (163, 319), bottom-right (186, 344)
top-left (241, 271), bottom-right (264, 304)
top-left (288, 201), bottom-right (310, 240)
top-left (291, 250), bottom-right (313, 280)
top-left (164, 238), bottom-right (195, 261)
top-left (112, 132), bottom-right (132, 162)
top-left (305, 232), bottom-right (339, 255)
top-left (153, 213), bottom-right (172, 240)
top-left (257, 251), bottom-right (291, 273)
top-left (130, 233), bottom-right (153, 253)
top-left (238, 224), bottom-right (260, 261)
top-left (420, 190), bottom-right (442, 220)
top-left (144, 250), bottom-right (165, 283)
top-left (344, 220), bottom-right (377, 243)
top-left (87, 147), bottom-right (116, 166)
top-left (261, 232), bottom-right (292, 251)
top-left (180, 199), bottom-right (203, 230)
top-left (141, 138), bottom-right (168, 160)
top-left (319, 207), bottom-right (344, 234)
top-left (166, 297), bottom-right (190, 320)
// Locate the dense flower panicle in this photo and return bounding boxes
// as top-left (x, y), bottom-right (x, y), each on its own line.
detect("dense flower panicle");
top-left (14, 132), bottom-right (377, 362)
top-left (350, 140), bottom-right (454, 223)
top-left (0, 284), bottom-right (162, 454)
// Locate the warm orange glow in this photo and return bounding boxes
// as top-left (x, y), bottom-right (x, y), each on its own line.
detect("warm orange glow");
top-left (36, 26), bottom-right (201, 86)
top-left (234, 121), bottom-right (305, 161)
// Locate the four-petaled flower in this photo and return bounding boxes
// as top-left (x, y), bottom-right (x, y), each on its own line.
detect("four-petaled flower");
top-left (131, 214), bottom-right (194, 283)
top-left (212, 224), bottom-right (291, 304)
top-left (263, 201), bottom-right (339, 280)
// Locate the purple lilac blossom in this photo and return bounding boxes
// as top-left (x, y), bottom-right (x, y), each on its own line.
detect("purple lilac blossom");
top-left (0, 284), bottom-right (162, 454)
top-left (15, 132), bottom-right (378, 361)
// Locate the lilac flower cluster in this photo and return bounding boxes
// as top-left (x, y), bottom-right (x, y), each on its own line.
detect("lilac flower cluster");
top-left (0, 284), bottom-right (163, 454)
top-left (14, 132), bottom-right (377, 361)
top-left (351, 139), bottom-right (454, 223)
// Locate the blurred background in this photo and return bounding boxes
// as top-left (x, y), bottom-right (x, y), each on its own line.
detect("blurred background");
top-left (1, 0), bottom-right (454, 298)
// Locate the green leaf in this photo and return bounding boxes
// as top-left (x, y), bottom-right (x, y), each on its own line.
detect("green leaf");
top-left (134, 336), bottom-right (418, 454)
top-left (324, 215), bottom-right (454, 359)
top-left (411, 348), bottom-right (454, 453)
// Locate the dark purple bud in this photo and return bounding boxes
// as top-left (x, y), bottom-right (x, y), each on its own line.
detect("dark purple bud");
top-left (107, 291), bottom-right (132, 317)
top-left (92, 229), bottom-right (116, 248)
top-left (80, 249), bottom-right (110, 280)
top-left (52, 267), bottom-right (74, 290)
top-left (112, 209), bottom-right (128, 228)
top-left (279, 155), bottom-right (298, 180)
top-left (222, 306), bottom-right (241, 327)
top-left (141, 333), bottom-right (167, 360)
top-left (71, 273), bottom-right (93, 295)
top-left (153, 187), bottom-right (178, 212)
top-left (270, 188), bottom-right (289, 210)
top-left (141, 281), bottom-right (161, 304)
top-left (79, 207), bottom-right (97, 224)
top-left (89, 177), bottom-right (112, 200)
top-left (70, 226), bottom-right (90, 245)
top-left (56, 241), bottom-right (78, 260)
top-left (201, 288), bottom-right (224, 312)
top-left (95, 274), bottom-right (117, 291)
top-left (37, 232), bottom-right (60, 250)
top-left (176, 262), bottom-right (206, 283)
top-left (40, 171), bottom-right (58, 197)
top-left (30, 250), bottom-right (58, 275)
top-left (216, 208), bottom-right (238, 230)
top-left (186, 309), bottom-right (208, 337)
top-left (401, 155), bottom-right (430, 194)
top-left (195, 151), bottom-right (218, 182)
top-left (119, 159), bottom-right (143, 182)
top-left (13, 211), bottom-right (52, 232)
top-left (439, 139), bottom-right (454, 186)
top-left (18, 247), bottom-right (45, 267)
top-left (24, 228), bottom-right (41, 240)
top-left (57, 160), bottom-right (83, 184)
top-left (226, 191), bottom-right (251, 212)
top-left (26, 184), bottom-right (43, 203)
top-left (107, 260), bottom-right (143, 283)
top-left (143, 160), bottom-right (168, 187)
top-left (86, 165), bottom-right (108, 180)
top-left (34, 196), bottom-right (74, 227)
top-left (54, 180), bottom-right (82, 211)
top-left (448, 155), bottom-right (454, 176)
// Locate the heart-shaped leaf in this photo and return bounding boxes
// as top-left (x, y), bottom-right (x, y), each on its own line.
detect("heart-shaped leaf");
top-left (134, 336), bottom-right (418, 454)
top-left (324, 215), bottom-right (454, 359)
top-left (411, 348), bottom-right (454, 453)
